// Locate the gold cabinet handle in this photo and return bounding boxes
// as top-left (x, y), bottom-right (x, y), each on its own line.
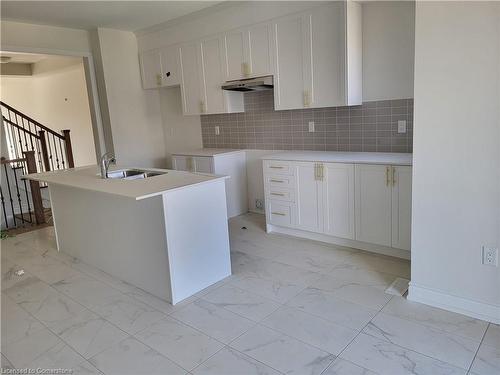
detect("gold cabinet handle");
top-left (271, 192), bottom-right (285, 196)
top-left (187, 157), bottom-right (194, 172)
top-left (319, 163), bottom-right (324, 181)
top-left (271, 212), bottom-right (286, 216)
top-left (270, 179), bottom-right (284, 183)
top-left (242, 62), bottom-right (251, 77)
top-left (392, 166), bottom-right (396, 186)
top-left (199, 100), bottom-right (206, 113)
top-left (386, 166), bottom-right (390, 186)
top-left (269, 166), bottom-right (284, 169)
top-left (156, 73), bottom-right (162, 86)
top-left (303, 91), bottom-right (310, 108)
top-left (314, 163), bottom-right (318, 180)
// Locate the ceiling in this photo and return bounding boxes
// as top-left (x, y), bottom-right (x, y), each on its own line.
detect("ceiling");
top-left (1, 1), bottom-right (222, 32)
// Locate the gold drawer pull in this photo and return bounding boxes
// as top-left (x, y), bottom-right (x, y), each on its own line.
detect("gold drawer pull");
top-left (270, 179), bottom-right (284, 183)
top-left (271, 212), bottom-right (286, 216)
top-left (271, 192), bottom-right (285, 196)
top-left (269, 166), bottom-right (284, 169)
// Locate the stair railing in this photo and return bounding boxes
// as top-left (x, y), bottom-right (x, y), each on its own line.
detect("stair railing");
top-left (1, 101), bottom-right (74, 174)
top-left (1, 151), bottom-right (45, 229)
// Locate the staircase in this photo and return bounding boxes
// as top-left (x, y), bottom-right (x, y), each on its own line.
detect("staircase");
top-left (1, 101), bottom-right (74, 232)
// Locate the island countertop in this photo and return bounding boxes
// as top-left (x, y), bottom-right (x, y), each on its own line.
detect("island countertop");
top-left (262, 151), bottom-right (412, 165)
top-left (24, 165), bottom-right (228, 200)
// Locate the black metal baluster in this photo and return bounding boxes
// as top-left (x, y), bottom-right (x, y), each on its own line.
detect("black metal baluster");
top-left (12, 167), bottom-right (25, 225)
top-left (20, 116), bottom-right (30, 155)
top-left (7, 110), bottom-right (21, 160)
top-left (4, 119), bottom-right (16, 159)
top-left (0, 186), bottom-right (8, 229)
top-left (36, 136), bottom-right (44, 173)
top-left (51, 134), bottom-right (61, 170)
top-left (4, 164), bottom-right (16, 227)
top-left (46, 132), bottom-right (55, 171)
top-left (21, 164), bottom-right (33, 223)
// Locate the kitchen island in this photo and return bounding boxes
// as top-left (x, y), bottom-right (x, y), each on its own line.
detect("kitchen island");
top-left (25, 166), bottom-right (231, 305)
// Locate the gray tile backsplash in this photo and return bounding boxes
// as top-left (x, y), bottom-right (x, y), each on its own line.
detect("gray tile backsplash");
top-left (201, 91), bottom-right (413, 153)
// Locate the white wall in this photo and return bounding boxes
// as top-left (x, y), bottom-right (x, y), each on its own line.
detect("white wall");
top-left (362, 1), bottom-right (415, 101)
top-left (409, 2), bottom-right (500, 323)
top-left (0, 58), bottom-right (97, 167)
top-left (93, 28), bottom-right (166, 168)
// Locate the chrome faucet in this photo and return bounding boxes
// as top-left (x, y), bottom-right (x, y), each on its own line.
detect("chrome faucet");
top-left (100, 152), bottom-right (116, 178)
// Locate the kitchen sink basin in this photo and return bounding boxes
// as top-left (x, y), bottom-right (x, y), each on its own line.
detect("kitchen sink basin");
top-left (106, 169), bottom-right (167, 180)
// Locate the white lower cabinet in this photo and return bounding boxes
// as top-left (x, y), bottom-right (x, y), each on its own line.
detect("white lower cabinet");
top-left (264, 159), bottom-right (412, 256)
top-left (172, 151), bottom-right (247, 218)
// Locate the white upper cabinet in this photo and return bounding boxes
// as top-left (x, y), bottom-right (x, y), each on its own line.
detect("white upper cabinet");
top-left (140, 49), bottom-right (162, 89)
top-left (140, 47), bottom-right (180, 89)
top-left (200, 36), bottom-right (226, 114)
top-left (223, 22), bottom-right (273, 81)
top-left (179, 42), bottom-right (204, 115)
top-left (272, 2), bottom-right (362, 110)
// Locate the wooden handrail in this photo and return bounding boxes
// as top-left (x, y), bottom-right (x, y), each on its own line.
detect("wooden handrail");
top-left (2, 117), bottom-right (41, 139)
top-left (1, 101), bottom-right (64, 139)
top-left (0, 157), bottom-right (27, 165)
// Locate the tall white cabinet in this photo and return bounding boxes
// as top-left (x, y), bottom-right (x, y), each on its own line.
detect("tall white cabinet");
top-left (264, 153), bottom-right (412, 259)
top-left (172, 150), bottom-right (248, 218)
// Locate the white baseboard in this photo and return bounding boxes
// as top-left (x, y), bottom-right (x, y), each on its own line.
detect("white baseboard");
top-left (267, 224), bottom-right (410, 260)
top-left (408, 283), bottom-right (500, 324)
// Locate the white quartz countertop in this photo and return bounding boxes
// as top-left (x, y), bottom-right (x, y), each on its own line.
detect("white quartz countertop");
top-left (24, 165), bottom-right (228, 200)
top-left (262, 151), bottom-right (412, 165)
top-left (171, 148), bottom-right (244, 157)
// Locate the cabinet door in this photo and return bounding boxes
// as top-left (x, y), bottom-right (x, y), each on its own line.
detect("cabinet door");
top-left (224, 29), bottom-right (247, 81)
top-left (306, 3), bottom-right (346, 108)
top-left (355, 164), bottom-right (392, 247)
top-left (391, 166), bottom-right (412, 251)
top-left (295, 162), bottom-right (323, 233)
top-left (140, 49), bottom-right (162, 89)
top-left (272, 14), bottom-right (308, 110)
top-left (179, 43), bottom-right (203, 115)
top-left (323, 163), bottom-right (355, 239)
top-left (200, 37), bottom-right (226, 114)
top-left (160, 46), bottom-right (180, 87)
top-left (172, 156), bottom-right (188, 171)
top-left (248, 23), bottom-right (272, 78)
top-left (194, 156), bottom-right (214, 174)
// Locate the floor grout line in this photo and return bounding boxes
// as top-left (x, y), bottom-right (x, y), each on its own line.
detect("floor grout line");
top-left (467, 322), bottom-right (489, 374)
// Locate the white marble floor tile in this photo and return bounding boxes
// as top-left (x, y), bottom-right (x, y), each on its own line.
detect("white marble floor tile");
top-left (192, 346), bottom-right (281, 375)
top-left (261, 306), bottom-right (358, 355)
top-left (287, 287), bottom-right (377, 330)
top-left (230, 237), bottom-right (282, 261)
top-left (363, 312), bottom-right (479, 369)
top-left (27, 341), bottom-right (85, 370)
top-left (1, 293), bottom-right (45, 344)
top-left (381, 296), bottom-right (489, 341)
top-left (21, 252), bottom-right (82, 284)
top-left (310, 274), bottom-right (392, 310)
top-left (1, 239), bottom-right (47, 263)
top-left (230, 324), bottom-right (335, 375)
top-left (269, 247), bottom-right (347, 274)
top-left (89, 337), bottom-right (186, 375)
top-left (328, 264), bottom-right (397, 291)
top-left (52, 274), bottom-right (124, 309)
top-left (341, 252), bottom-right (410, 278)
top-left (134, 316), bottom-right (224, 371)
top-left (1, 354), bottom-right (14, 369)
top-left (341, 333), bottom-right (467, 375)
top-left (483, 324), bottom-right (500, 349)
top-left (201, 284), bottom-right (280, 322)
top-left (323, 358), bottom-right (378, 375)
top-left (231, 274), bottom-right (306, 303)
top-left (71, 360), bottom-right (104, 375)
top-left (470, 344), bottom-right (500, 375)
top-left (89, 293), bottom-right (167, 335)
top-left (2, 327), bottom-right (63, 368)
top-left (3, 276), bottom-right (56, 313)
top-left (170, 299), bottom-right (254, 344)
top-left (1, 258), bottom-right (33, 290)
top-left (49, 308), bottom-right (129, 359)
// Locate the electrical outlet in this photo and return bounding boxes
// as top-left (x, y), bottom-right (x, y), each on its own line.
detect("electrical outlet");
top-left (482, 246), bottom-right (498, 266)
top-left (215, 126), bottom-right (220, 136)
top-left (398, 120), bottom-right (407, 134)
top-left (308, 121), bottom-right (315, 133)
top-left (255, 199), bottom-right (264, 210)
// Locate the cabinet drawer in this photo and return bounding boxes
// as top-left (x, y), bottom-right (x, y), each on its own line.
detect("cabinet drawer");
top-left (264, 161), bottom-right (294, 175)
top-left (264, 174), bottom-right (295, 188)
top-left (268, 200), bottom-right (295, 227)
top-left (267, 188), bottom-right (294, 202)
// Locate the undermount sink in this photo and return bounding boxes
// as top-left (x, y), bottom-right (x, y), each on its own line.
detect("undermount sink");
top-left (106, 169), bottom-right (167, 180)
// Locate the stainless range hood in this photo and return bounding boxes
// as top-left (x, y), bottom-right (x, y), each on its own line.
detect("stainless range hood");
top-left (221, 76), bottom-right (273, 92)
